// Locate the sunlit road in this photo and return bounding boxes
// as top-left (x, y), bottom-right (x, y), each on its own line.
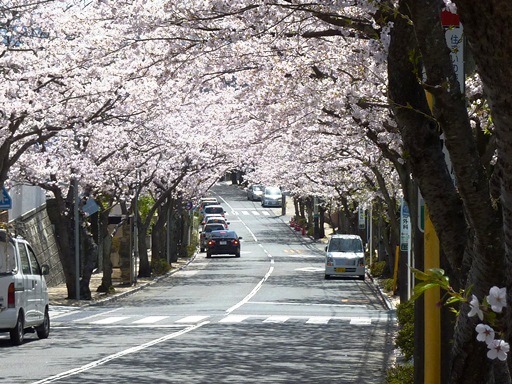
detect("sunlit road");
top-left (0, 183), bottom-right (396, 384)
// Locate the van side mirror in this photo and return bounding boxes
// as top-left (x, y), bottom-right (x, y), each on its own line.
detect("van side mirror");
top-left (41, 264), bottom-right (50, 276)
top-left (325, 246), bottom-right (328, 252)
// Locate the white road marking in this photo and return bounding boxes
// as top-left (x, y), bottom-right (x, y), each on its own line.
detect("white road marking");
top-left (219, 315), bottom-right (251, 323)
top-left (91, 316), bottom-right (130, 324)
top-left (174, 270), bottom-right (200, 277)
top-left (295, 267), bottom-right (325, 272)
top-left (251, 211), bottom-right (260, 216)
top-left (306, 316), bottom-right (331, 324)
top-left (175, 315), bottom-right (210, 323)
top-left (241, 210), bottom-right (250, 215)
top-left (350, 317), bottom-right (372, 325)
top-left (74, 308), bottom-right (122, 322)
top-left (132, 316), bottom-right (169, 324)
top-left (261, 211), bottom-right (270, 216)
top-left (263, 315), bottom-right (289, 323)
top-left (33, 322), bottom-right (209, 384)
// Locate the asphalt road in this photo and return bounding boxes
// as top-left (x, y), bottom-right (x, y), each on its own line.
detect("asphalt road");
top-left (0, 183), bottom-right (396, 384)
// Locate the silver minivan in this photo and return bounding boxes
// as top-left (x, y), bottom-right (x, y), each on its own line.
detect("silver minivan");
top-left (0, 230), bottom-right (50, 345)
top-left (324, 234), bottom-right (366, 280)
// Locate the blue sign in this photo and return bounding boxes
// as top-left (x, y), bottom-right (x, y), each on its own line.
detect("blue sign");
top-left (0, 187), bottom-right (12, 209)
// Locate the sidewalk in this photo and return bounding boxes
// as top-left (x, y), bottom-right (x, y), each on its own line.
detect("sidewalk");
top-left (48, 256), bottom-right (195, 307)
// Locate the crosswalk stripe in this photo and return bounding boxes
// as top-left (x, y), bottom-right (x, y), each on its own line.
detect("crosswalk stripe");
top-left (251, 211), bottom-right (260, 216)
top-left (132, 316), bottom-right (169, 324)
top-left (175, 315), bottom-right (210, 323)
top-left (350, 317), bottom-right (372, 325)
top-left (241, 211), bottom-right (250, 215)
top-left (306, 316), bottom-right (331, 324)
top-left (91, 316), bottom-right (130, 324)
top-left (261, 211), bottom-right (270, 216)
top-left (218, 315), bottom-right (251, 323)
top-left (263, 315), bottom-right (289, 323)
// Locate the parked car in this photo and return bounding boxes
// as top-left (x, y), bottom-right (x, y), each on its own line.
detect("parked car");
top-left (0, 230), bottom-right (50, 345)
top-left (206, 230), bottom-right (242, 258)
top-left (200, 213), bottom-right (224, 226)
top-left (198, 197), bottom-right (219, 214)
top-left (199, 223), bottom-right (226, 252)
top-left (324, 234), bottom-right (365, 280)
top-left (261, 186), bottom-right (282, 207)
top-left (203, 204), bottom-right (225, 217)
top-left (203, 216), bottom-right (229, 229)
top-left (247, 185), bottom-right (265, 201)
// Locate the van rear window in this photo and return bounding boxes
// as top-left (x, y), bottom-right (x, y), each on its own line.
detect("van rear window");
top-left (0, 243), bottom-right (16, 274)
top-left (328, 238), bottom-right (363, 252)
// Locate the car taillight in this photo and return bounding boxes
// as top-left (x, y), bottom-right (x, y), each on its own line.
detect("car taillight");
top-left (8, 282), bottom-right (15, 308)
top-left (208, 239), bottom-right (215, 246)
top-left (326, 256), bottom-right (334, 267)
top-left (232, 239), bottom-right (239, 246)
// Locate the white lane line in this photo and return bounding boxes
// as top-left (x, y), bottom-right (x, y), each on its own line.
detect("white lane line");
top-left (132, 316), bottom-right (169, 324)
top-left (248, 301), bottom-right (368, 308)
top-left (91, 316), bottom-right (130, 325)
top-left (218, 315), bottom-right (251, 323)
top-left (175, 315), bottom-right (210, 323)
top-left (226, 259), bottom-right (274, 314)
top-left (33, 321), bottom-right (209, 384)
top-left (263, 316), bottom-right (289, 323)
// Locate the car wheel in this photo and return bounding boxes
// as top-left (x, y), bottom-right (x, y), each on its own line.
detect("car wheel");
top-left (235, 252), bottom-right (240, 258)
top-left (359, 275), bottom-right (365, 281)
top-left (324, 274), bottom-right (330, 280)
top-left (206, 252), bottom-right (212, 258)
top-left (200, 247), bottom-right (205, 252)
top-left (10, 311), bottom-right (24, 346)
top-left (36, 307), bottom-right (50, 339)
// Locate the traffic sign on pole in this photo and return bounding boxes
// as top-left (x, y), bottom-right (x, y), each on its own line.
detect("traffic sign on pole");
top-left (0, 187), bottom-right (12, 209)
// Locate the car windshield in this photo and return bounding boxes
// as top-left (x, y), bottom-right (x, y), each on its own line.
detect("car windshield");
top-left (265, 187), bottom-right (281, 195)
top-left (328, 238), bottom-right (363, 252)
top-left (253, 186), bottom-right (264, 191)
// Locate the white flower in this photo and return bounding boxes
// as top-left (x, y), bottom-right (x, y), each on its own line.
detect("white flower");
top-left (476, 324), bottom-right (495, 344)
top-left (468, 294), bottom-right (484, 321)
top-left (487, 339), bottom-right (510, 361)
top-left (487, 286), bottom-right (507, 313)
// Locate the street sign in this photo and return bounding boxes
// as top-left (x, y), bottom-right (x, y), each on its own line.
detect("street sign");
top-left (400, 199), bottom-right (410, 251)
top-left (358, 207), bottom-right (365, 229)
top-left (0, 187), bottom-right (12, 210)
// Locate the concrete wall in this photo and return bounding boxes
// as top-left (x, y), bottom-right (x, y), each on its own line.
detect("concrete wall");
top-left (11, 204), bottom-right (65, 288)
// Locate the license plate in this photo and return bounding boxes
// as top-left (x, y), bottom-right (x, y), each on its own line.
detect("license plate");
top-left (220, 241), bottom-right (227, 245)
top-left (335, 267), bottom-right (346, 272)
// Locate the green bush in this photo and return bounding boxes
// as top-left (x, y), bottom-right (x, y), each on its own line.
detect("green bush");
top-left (371, 260), bottom-right (387, 277)
top-left (395, 300), bottom-right (415, 361)
top-left (382, 278), bottom-right (395, 293)
top-left (385, 363), bottom-right (414, 384)
top-left (151, 258), bottom-right (171, 276)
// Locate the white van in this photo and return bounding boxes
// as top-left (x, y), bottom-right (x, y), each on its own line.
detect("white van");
top-left (324, 234), bottom-right (366, 280)
top-left (0, 230), bottom-right (50, 345)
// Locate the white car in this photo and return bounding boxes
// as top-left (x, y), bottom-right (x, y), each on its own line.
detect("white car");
top-left (324, 234), bottom-right (366, 280)
top-left (0, 230), bottom-right (50, 345)
top-left (261, 186), bottom-right (282, 207)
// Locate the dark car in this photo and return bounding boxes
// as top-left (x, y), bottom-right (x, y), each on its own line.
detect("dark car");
top-left (200, 223), bottom-right (226, 252)
top-left (206, 230), bottom-right (242, 258)
top-left (247, 185), bottom-right (265, 201)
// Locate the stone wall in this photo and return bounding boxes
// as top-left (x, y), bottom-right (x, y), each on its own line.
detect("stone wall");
top-left (12, 204), bottom-right (65, 288)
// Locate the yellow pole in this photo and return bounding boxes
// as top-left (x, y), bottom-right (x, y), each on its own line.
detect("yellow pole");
top-left (424, 206), bottom-right (441, 384)
top-left (393, 246), bottom-right (400, 293)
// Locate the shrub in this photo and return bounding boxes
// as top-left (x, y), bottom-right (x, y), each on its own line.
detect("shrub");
top-left (151, 258), bottom-right (171, 276)
top-left (371, 260), bottom-right (387, 277)
top-left (382, 278), bottom-right (395, 292)
top-left (385, 363), bottom-right (414, 384)
top-left (395, 300), bottom-right (415, 361)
